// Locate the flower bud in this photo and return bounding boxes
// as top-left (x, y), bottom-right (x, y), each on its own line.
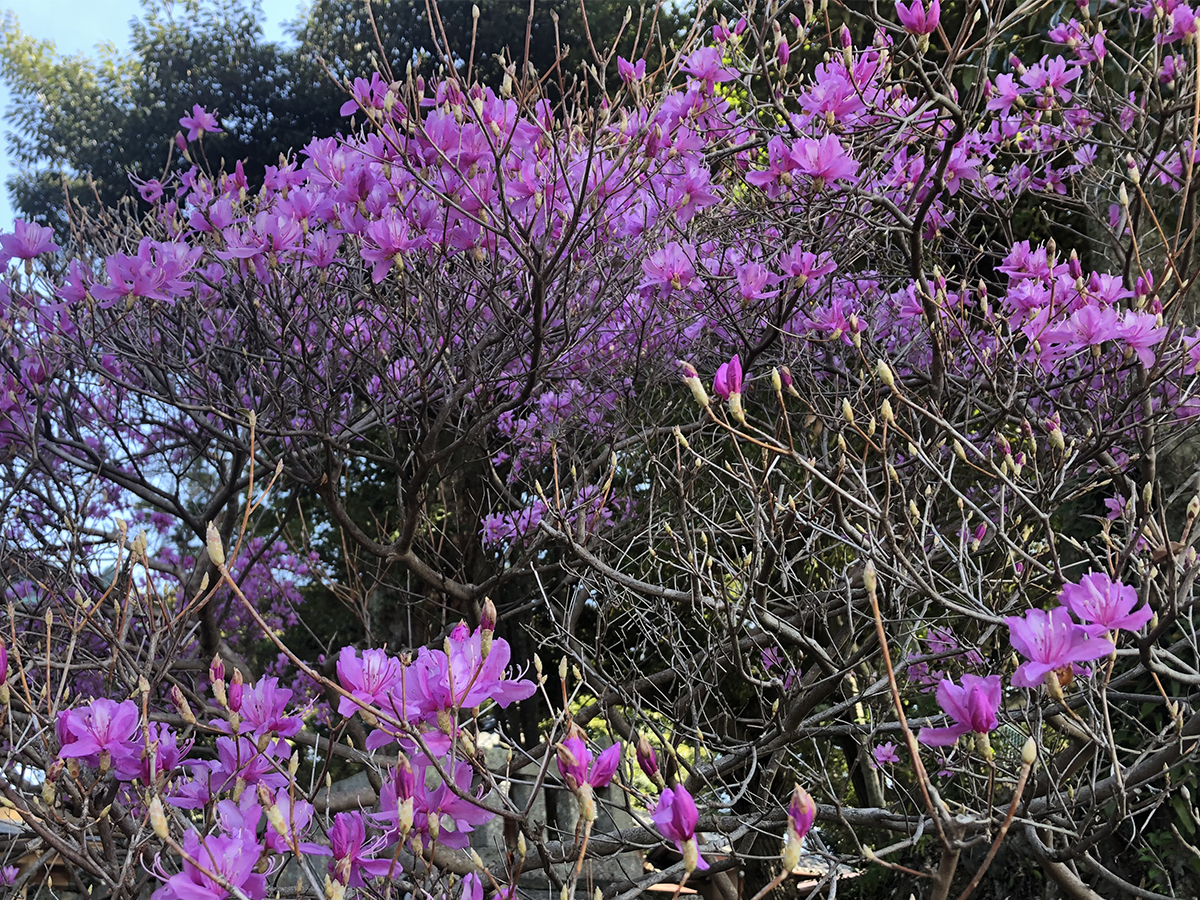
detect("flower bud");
top-left (862, 561), bottom-right (878, 595)
top-left (729, 392), bottom-right (746, 425)
top-left (205, 521), bottom-right (225, 569)
top-left (170, 685), bottom-right (197, 725)
top-left (480, 596), bottom-right (496, 658)
top-left (228, 667), bottom-right (244, 713)
top-left (150, 796), bottom-right (169, 839)
top-left (1021, 736), bottom-right (1038, 765)
top-left (636, 735), bottom-right (661, 784)
top-left (677, 360), bottom-right (710, 408)
top-left (875, 359), bottom-right (895, 389)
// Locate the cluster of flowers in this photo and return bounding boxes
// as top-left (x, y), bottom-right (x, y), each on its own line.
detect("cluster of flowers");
top-left (39, 619), bottom-right (535, 899)
top-left (28, 612), bottom-right (820, 896)
top-left (0, 0), bottom-right (1185, 559)
top-left (907, 572), bottom-right (1150, 756)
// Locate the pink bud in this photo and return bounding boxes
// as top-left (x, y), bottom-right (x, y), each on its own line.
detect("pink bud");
top-left (636, 735), bottom-right (659, 780)
top-left (788, 784), bottom-right (816, 841)
top-left (209, 655), bottom-right (225, 687)
top-left (395, 754), bottom-right (416, 800)
top-left (228, 668), bottom-right (244, 713)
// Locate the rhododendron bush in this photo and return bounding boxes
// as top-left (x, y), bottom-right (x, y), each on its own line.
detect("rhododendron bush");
top-left (6, 0), bottom-right (1200, 897)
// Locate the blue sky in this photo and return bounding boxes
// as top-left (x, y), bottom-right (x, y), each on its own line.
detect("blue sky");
top-left (0, 0), bottom-right (306, 228)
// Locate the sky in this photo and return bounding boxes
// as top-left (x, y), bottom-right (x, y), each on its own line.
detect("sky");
top-left (0, 0), bottom-right (307, 228)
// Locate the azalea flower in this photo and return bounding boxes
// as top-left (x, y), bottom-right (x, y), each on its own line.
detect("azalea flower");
top-left (329, 811), bottom-right (396, 887)
top-left (151, 829), bottom-right (266, 900)
top-left (0, 219), bottom-right (58, 262)
top-left (895, 0), bottom-right (940, 35)
top-left (713, 354), bottom-right (746, 424)
top-left (781, 784), bottom-right (816, 870)
top-left (791, 135), bottom-right (860, 188)
top-left (57, 699), bottom-right (141, 773)
top-left (336, 646), bottom-right (409, 716)
top-left (556, 735), bottom-right (621, 792)
top-left (652, 784), bottom-right (708, 872)
top-left (617, 57), bottom-right (647, 83)
top-left (712, 354), bottom-right (743, 400)
top-left (179, 104), bottom-right (222, 141)
top-left (872, 742), bottom-right (900, 767)
top-left (1006, 606), bottom-right (1114, 689)
top-left (1059, 572), bottom-right (1153, 636)
top-left (918, 674), bottom-right (1002, 747)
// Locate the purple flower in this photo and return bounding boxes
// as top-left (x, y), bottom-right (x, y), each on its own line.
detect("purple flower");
top-left (713, 355), bottom-right (743, 400)
top-left (642, 241), bottom-right (699, 292)
top-left (336, 647), bottom-right (407, 717)
top-left (1006, 606), bottom-right (1115, 689)
top-left (57, 699), bottom-right (141, 772)
top-left (134, 722), bottom-right (189, 785)
top-left (179, 104), bottom-right (222, 142)
top-left (219, 676), bottom-right (307, 739)
top-left (151, 829), bottom-right (266, 900)
top-left (0, 220), bottom-right (58, 262)
top-left (329, 811), bottom-right (396, 887)
top-left (459, 873), bottom-right (484, 900)
top-left (617, 57), bottom-right (647, 84)
top-left (413, 621), bottom-right (537, 716)
top-left (556, 735), bottom-right (621, 791)
top-left (1060, 572), bottom-right (1153, 636)
top-left (918, 674), bottom-right (1002, 747)
top-left (791, 135), bottom-right (860, 187)
top-left (872, 742), bottom-right (900, 767)
top-left (895, 0), bottom-right (940, 34)
top-left (682, 47), bottom-right (736, 83)
top-left (0, 638), bottom-right (7, 684)
top-left (652, 784), bottom-right (708, 871)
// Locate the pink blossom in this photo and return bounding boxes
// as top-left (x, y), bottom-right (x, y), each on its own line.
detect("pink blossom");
top-left (617, 57), bottom-right (646, 83)
top-left (872, 742), bottom-right (900, 767)
top-left (556, 736), bottom-right (622, 791)
top-left (413, 621), bottom-right (536, 715)
top-left (1060, 572), bottom-right (1153, 636)
top-left (787, 784), bottom-right (816, 841)
top-left (336, 647), bottom-right (409, 717)
top-left (791, 135), bottom-right (860, 187)
top-left (683, 47), bottom-right (736, 83)
top-left (179, 104), bottom-right (222, 142)
top-left (1006, 606), bottom-right (1115, 688)
top-left (652, 784), bottom-right (708, 870)
top-left (918, 674), bottom-right (1001, 746)
top-left (0, 220), bottom-right (58, 262)
top-left (329, 811), bottom-right (396, 887)
top-left (57, 699), bottom-right (141, 772)
top-left (713, 354), bottom-right (743, 400)
top-left (642, 241), bottom-right (700, 292)
top-left (895, 0), bottom-right (940, 34)
top-left (151, 829), bottom-right (266, 900)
